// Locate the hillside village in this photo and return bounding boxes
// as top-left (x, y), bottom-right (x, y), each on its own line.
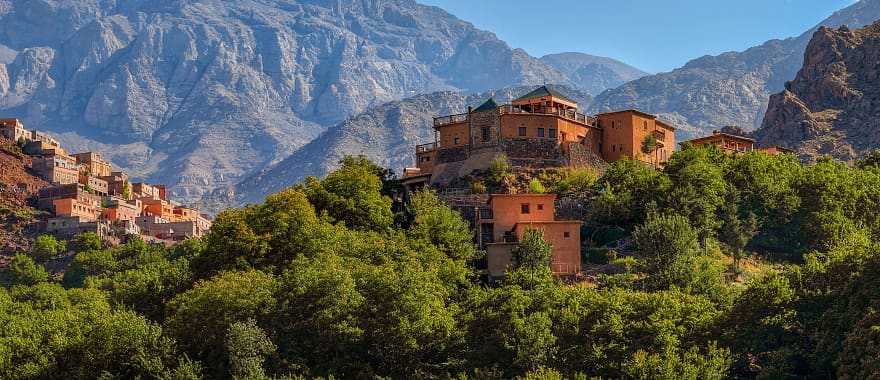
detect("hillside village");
top-left (403, 86), bottom-right (791, 279)
top-left (0, 119), bottom-right (212, 249)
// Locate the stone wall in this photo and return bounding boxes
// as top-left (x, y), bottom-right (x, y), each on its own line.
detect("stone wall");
top-left (437, 146), bottom-right (469, 164)
top-left (469, 109), bottom-right (501, 149)
top-left (564, 141), bottom-right (608, 172)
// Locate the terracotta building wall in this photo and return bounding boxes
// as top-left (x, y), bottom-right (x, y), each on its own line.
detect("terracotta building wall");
top-left (438, 121), bottom-right (469, 148)
top-left (514, 221), bottom-right (582, 275)
top-left (597, 112), bottom-right (635, 161)
top-left (489, 194), bottom-right (557, 242)
top-left (53, 197), bottom-right (101, 221)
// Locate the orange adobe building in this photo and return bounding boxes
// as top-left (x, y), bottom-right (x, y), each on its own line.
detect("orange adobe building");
top-left (595, 110), bottom-right (675, 166)
top-left (681, 130), bottom-right (756, 154)
top-left (407, 86), bottom-right (676, 182)
top-left (480, 194), bottom-right (582, 278)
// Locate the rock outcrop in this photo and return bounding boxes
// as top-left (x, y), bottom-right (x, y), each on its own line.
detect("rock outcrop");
top-left (589, 0), bottom-right (880, 139)
top-left (755, 22), bottom-right (880, 161)
top-left (0, 138), bottom-right (48, 256)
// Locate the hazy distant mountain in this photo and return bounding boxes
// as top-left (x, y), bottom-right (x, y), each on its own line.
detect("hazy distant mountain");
top-left (219, 85), bottom-right (592, 209)
top-left (756, 22), bottom-right (880, 162)
top-left (540, 52), bottom-right (649, 95)
top-left (0, 0), bottom-right (581, 204)
top-left (589, 0), bottom-right (880, 140)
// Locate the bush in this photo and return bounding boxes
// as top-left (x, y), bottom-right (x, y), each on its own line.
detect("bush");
top-left (528, 178), bottom-right (545, 194)
top-left (3, 254), bottom-right (49, 286)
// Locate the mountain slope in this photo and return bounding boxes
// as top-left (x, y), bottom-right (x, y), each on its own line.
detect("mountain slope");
top-left (0, 0), bottom-right (576, 204)
top-left (222, 85), bottom-right (592, 207)
top-left (755, 22), bottom-right (880, 161)
top-left (540, 52), bottom-right (649, 95)
top-left (589, 0), bottom-right (880, 139)
top-left (0, 138), bottom-right (48, 256)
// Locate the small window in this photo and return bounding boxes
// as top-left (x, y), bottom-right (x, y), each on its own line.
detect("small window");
top-left (564, 231), bottom-right (571, 239)
top-left (549, 128), bottom-right (557, 139)
top-left (521, 204), bottom-right (530, 214)
top-left (518, 127), bottom-right (526, 137)
top-left (537, 204), bottom-right (544, 211)
top-left (453, 137), bottom-right (460, 145)
top-left (612, 145), bottom-right (616, 152)
top-left (561, 132), bottom-right (567, 141)
top-left (481, 127), bottom-right (490, 142)
top-left (537, 128), bottom-right (545, 138)
top-left (644, 121), bottom-right (648, 130)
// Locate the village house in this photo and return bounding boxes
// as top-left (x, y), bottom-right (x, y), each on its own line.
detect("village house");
top-left (100, 171), bottom-right (130, 199)
top-left (32, 151), bottom-right (80, 185)
top-left (52, 192), bottom-right (102, 221)
top-left (102, 197), bottom-right (142, 223)
top-left (681, 129), bottom-right (795, 156)
top-left (407, 86), bottom-right (676, 185)
top-left (681, 130), bottom-right (756, 154)
top-left (73, 152), bottom-right (113, 177)
top-left (45, 216), bottom-right (114, 242)
top-left (480, 194), bottom-right (582, 278)
top-left (0, 119), bottom-right (28, 142)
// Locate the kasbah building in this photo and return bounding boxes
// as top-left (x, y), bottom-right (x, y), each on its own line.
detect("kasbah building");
top-left (400, 85), bottom-right (789, 281)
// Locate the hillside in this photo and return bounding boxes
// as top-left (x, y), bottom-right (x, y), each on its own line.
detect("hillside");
top-left (0, 138), bottom-right (48, 256)
top-left (219, 85), bottom-right (593, 208)
top-left (755, 22), bottom-right (880, 161)
top-left (589, 0), bottom-right (880, 139)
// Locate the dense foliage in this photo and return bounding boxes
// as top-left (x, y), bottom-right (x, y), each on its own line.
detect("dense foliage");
top-left (2, 148), bottom-right (880, 378)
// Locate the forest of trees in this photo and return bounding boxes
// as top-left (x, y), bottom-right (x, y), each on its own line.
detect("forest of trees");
top-left (2, 149), bottom-right (880, 379)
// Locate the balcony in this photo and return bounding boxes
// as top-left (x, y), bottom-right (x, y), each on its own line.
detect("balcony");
top-left (416, 142), bottom-right (437, 153)
top-left (499, 105), bottom-right (595, 125)
top-left (433, 113), bottom-right (468, 127)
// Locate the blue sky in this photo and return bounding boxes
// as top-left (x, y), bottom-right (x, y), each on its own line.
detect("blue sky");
top-left (418, 0), bottom-right (858, 73)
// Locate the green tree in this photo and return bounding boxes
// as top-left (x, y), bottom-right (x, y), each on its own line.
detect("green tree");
top-left (663, 146), bottom-right (727, 242)
top-left (589, 158), bottom-right (670, 231)
top-left (71, 232), bottom-right (103, 252)
top-left (641, 134), bottom-right (658, 155)
top-left (3, 254), bottom-right (49, 286)
top-left (165, 270), bottom-right (278, 377)
top-left (513, 229), bottom-right (553, 271)
top-left (226, 319), bottom-right (276, 380)
top-left (31, 234), bottom-right (65, 262)
top-left (408, 189), bottom-right (477, 262)
top-left (304, 157), bottom-right (394, 231)
top-left (633, 213), bottom-right (699, 290)
top-left (718, 189), bottom-right (758, 274)
top-left (488, 153), bottom-right (513, 190)
top-left (528, 178), bottom-right (546, 194)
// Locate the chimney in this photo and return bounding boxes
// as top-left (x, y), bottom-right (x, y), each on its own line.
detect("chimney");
top-left (467, 106), bottom-right (473, 114)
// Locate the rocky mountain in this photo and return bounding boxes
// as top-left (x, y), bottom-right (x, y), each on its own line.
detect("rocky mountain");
top-left (221, 85), bottom-right (592, 208)
top-left (755, 22), bottom-right (880, 162)
top-left (540, 52), bottom-right (649, 95)
top-left (589, 0), bottom-right (880, 140)
top-left (0, 0), bottom-right (587, 205)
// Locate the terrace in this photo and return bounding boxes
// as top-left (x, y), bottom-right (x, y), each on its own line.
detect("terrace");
top-left (432, 105), bottom-right (596, 128)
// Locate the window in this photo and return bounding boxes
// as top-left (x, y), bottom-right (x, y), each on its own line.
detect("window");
top-left (521, 203), bottom-right (530, 214)
top-left (644, 120), bottom-right (648, 130)
top-left (453, 137), bottom-right (460, 145)
top-left (549, 128), bottom-right (557, 139)
top-left (561, 132), bottom-right (567, 141)
top-left (564, 231), bottom-right (571, 239)
top-left (611, 121), bottom-right (616, 128)
top-left (481, 127), bottom-right (490, 142)
top-left (537, 128), bottom-right (545, 138)
top-left (537, 204), bottom-right (544, 211)
top-left (518, 127), bottom-right (526, 137)
top-left (612, 145), bottom-right (616, 152)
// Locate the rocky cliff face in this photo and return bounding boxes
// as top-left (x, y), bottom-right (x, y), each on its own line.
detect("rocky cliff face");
top-left (219, 85), bottom-right (592, 209)
top-left (0, 0), bottom-right (582, 204)
top-left (589, 0), bottom-right (880, 139)
top-left (540, 52), bottom-right (649, 96)
top-left (0, 138), bottom-right (48, 256)
top-left (755, 22), bottom-right (880, 161)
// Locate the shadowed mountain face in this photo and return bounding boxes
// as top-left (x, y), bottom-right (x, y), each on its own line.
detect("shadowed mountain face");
top-left (540, 52), bottom-right (649, 96)
top-left (756, 22), bottom-right (880, 162)
top-left (0, 0), bottom-right (581, 204)
top-left (219, 85), bottom-right (592, 209)
top-left (589, 0), bottom-right (880, 140)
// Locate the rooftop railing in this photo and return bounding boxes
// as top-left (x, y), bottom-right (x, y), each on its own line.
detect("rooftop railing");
top-left (416, 142), bottom-right (437, 153)
top-left (499, 105), bottom-right (596, 125)
top-left (433, 113), bottom-right (469, 127)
